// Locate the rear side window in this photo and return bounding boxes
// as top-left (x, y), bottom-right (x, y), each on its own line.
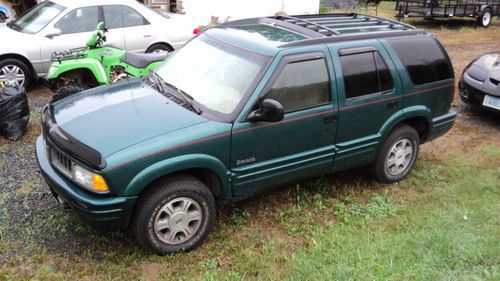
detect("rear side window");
top-left (265, 58), bottom-right (331, 113)
top-left (389, 38), bottom-right (453, 85)
top-left (340, 51), bottom-right (394, 99)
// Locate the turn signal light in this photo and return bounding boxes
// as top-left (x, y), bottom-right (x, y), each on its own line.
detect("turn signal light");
top-left (92, 174), bottom-right (110, 192)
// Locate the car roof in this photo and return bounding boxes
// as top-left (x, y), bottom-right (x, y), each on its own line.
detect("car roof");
top-left (51, 0), bottom-right (140, 8)
top-left (210, 13), bottom-right (425, 56)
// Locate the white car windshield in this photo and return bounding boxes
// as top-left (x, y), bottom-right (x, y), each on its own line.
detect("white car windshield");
top-left (156, 34), bottom-right (270, 115)
top-left (9, 1), bottom-right (65, 34)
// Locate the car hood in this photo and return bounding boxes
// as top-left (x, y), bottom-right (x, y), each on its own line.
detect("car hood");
top-left (52, 78), bottom-right (208, 157)
top-left (467, 52), bottom-right (500, 80)
top-left (0, 25), bottom-right (30, 44)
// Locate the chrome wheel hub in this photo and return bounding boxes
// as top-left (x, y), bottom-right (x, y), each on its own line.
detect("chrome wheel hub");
top-left (385, 138), bottom-right (413, 176)
top-left (154, 197), bottom-right (202, 245)
top-left (0, 65), bottom-right (25, 86)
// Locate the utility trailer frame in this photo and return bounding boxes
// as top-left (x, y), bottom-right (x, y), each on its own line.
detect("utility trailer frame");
top-left (395, 0), bottom-right (500, 27)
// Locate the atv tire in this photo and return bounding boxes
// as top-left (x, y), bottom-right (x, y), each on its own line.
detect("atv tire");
top-left (53, 83), bottom-right (88, 102)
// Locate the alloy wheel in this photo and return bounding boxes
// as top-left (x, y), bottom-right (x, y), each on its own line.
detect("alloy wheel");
top-left (0, 65), bottom-right (25, 87)
top-left (385, 138), bottom-right (414, 176)
top-left (153, 197), bottom-right (203, 245)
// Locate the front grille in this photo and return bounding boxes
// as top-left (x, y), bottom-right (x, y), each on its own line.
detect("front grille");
top-left (49, 146), bottom-right (74, 178)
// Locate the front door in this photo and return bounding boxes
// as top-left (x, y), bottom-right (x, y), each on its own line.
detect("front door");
top-left (329, 42), bottom-right (403, 171)
top-left (230, 51), bottom-right (338, 198)
top-left (40, 6), bottom-right (101, 71)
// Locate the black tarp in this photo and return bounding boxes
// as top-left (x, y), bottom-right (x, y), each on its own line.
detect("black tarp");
top-left (0, 85), bottom-right (30, 141)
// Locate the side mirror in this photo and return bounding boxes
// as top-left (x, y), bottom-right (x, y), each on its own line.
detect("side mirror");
top-left (247, 99), bottom-right (284, 123)
top-left (45, 27), bottom-right (62, 38)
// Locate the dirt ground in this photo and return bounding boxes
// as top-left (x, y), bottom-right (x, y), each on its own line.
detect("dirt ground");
top-left (0, 17), bottom-right (499, 274)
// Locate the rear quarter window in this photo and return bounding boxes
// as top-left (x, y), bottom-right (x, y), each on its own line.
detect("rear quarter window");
top-left (389, 37), bottom-right (453, 85)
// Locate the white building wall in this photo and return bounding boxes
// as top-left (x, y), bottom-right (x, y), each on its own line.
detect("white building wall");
top-left (181, 0), bottom-right (320, 25)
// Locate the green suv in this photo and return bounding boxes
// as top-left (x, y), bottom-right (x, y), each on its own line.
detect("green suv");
top-left (36, 14), bottom-right (456, 254)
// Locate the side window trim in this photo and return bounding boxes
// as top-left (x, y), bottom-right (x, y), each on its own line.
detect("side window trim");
top-left (244, 52), bottom-right (331, 121)
top-left (260, 52), bottom-right (331, 115)
top-left (339, 47), bottom-right (395, 101)
top-left (259, 52), bottom-right (327, 99)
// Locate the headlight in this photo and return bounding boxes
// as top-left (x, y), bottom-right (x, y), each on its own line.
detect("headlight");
top-left (73, 164), bottom-right (109, 193)
top-left (48, 66), bottom-right (58, 77)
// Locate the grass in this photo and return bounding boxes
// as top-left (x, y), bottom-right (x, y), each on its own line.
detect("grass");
top-left (0, 2), bottom-right (499, 280)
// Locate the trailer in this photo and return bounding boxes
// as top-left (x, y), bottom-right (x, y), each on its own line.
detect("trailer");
top-left (395, 0), bottom-right (500, 27)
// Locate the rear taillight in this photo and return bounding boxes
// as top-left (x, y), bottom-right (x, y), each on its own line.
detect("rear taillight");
top-left (193, 28), bottom-right (199, 35)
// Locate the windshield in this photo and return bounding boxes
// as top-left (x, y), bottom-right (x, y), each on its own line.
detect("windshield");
top-left (156, 34), bottom-right (270, 115)
top-left (10, 1), bottom-right (65, 34)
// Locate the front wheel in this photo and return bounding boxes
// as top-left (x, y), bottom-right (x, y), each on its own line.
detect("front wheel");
top-left (478, 9), bottom-right (492, 28)
top-left (0, 58), bottom-right (32, 88)
top-left (131, 174), bottom-right (216, 255)
top-left (52, 83), bottom-right (88, 101)
top-left (372, 125), bottom-right (420, 183)
top-left (0, 13), bottom-right (6, 23)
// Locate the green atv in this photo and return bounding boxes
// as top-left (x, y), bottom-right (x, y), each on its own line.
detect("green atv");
top-left (47, 22), bottom-right (168, 99)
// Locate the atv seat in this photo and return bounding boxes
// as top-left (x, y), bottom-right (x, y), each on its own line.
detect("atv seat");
top-left (122, 51), bottom-right (169, 68)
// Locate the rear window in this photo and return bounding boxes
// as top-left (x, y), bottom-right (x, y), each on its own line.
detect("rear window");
top-left (389, 38), bottom-right (453, 85)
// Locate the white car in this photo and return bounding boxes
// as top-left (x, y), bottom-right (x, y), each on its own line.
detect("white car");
top-left (0, 0), bottom-right (198, 87)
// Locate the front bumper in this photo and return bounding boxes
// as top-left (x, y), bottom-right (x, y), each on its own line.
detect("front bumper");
top-left (459, 78), bottom-right (500, 113)
top-left (427, 111), bottom-right (457, 142)
top-left (36, 136), bottom-right (137, 229)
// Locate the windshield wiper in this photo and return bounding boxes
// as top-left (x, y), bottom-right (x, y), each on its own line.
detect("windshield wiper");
top-left (148, 71), bottom-right (202, 115)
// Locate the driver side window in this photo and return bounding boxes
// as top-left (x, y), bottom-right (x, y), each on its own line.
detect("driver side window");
top-left (55, 7), bottom-right (99, 34)
top-left (265, 58), bottom-right (331, 113)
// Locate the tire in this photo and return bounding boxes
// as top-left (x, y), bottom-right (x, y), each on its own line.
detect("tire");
top-left (0, 13), bottom-right (5, 23)
top-left (372, 125), bottom-right (420, 183)
top-left (146, 44), bottom-right (172, 54)
top-left (131, 174), bottom-right (216, 255)
top-left (478, 8), bottom-right (492, 28)
top-left (0, 58), bottom-right (32, 88)
top-left (52, 83), bottom-right (88, 102)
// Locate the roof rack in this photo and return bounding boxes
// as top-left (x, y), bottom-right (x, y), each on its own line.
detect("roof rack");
top-left (271, 13), bottom-right (416, 36)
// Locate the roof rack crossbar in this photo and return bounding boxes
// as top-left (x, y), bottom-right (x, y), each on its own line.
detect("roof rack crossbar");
top-left (298, 18), bottom-right (377, 25)
top-left (277, 15), bottom-right (341, 35)
top-left (309, 20), bottom-right (397, 28)
top-left (335, 24), bottom-right (403, 32)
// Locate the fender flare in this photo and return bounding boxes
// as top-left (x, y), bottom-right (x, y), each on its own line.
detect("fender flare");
top-left (123, 154), bottom-right (231, 200)
top-left (378, 106), bottom-right (432, 141)
top-left (47, 58), bottom-right (108, 84)
top-left (478, 5), bottom-right (492, 16)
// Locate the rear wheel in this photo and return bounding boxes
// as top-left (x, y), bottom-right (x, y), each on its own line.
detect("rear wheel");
top-left (0, 58), bottom-right (32, 88)
top-left (131, 174), bottom-right (216, 255)
top-left (372, 125), bottom-right (420, 183)
top-left (146, 43), bottom-right (172, 54)
top-left (478, 8), bottom-right (492, 28)
top-left (0, 12), bottom-right (6, 23)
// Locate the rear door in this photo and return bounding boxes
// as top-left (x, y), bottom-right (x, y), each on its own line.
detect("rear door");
top-left (328, 41), bottom-right (403, 171)
top-left (230, 49), bottom-right (338, 198)
top-left (102, 5), bottom-right (155, 52)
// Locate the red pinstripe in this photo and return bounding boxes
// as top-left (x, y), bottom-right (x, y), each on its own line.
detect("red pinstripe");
top-left (104, 83), bottom-right (454, 171)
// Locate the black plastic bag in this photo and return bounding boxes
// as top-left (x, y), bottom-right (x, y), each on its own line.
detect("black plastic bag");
top-left (0, 85), bottom-right (30, 141)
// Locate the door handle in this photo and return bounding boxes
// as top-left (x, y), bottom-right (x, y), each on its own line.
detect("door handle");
top-left (143, 34), bottom-right (152, 38)
top-left (323, 114), bottom-right (337, 124)
top-left (386, 102), bottom-right (398, 110)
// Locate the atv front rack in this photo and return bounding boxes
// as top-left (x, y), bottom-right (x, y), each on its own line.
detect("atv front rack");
top-left (51, 47), bottom-right (88, 62)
